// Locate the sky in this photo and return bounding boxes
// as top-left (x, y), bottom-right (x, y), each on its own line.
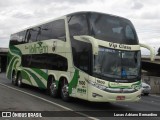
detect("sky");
top-left (0, 0), bottom-right (159, 55)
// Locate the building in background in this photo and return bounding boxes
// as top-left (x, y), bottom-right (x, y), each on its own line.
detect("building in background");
top-left (157, 47), bottom-right (160, 56)
top-left (0, 48), bottom-right (8, 72)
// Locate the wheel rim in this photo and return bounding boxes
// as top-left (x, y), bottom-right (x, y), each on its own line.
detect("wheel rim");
top-left (12, 73), bottom-right (16, 84)
top-left (18, 78), bottom-right (21, 86)
top-left (62, 84), bottom-right (69, 98)
top-left (50, 82), bottom-right (57, 95)
top-left (18, 74), bottom-right (22, 86)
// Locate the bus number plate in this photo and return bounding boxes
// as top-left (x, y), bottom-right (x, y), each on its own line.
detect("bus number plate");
top-left (116, 96), bottom-right (125, 100)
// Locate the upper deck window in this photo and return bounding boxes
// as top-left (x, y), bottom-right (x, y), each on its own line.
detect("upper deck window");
top-left (89, 13), bottom-right (138, 45)
top-left (68, 12), bottom-right (138, 45)
top-left (68, 14), bottom-right (89, 36)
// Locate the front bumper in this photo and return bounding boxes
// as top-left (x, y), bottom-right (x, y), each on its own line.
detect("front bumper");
top-left (87, 84), bottom-right (141, 102)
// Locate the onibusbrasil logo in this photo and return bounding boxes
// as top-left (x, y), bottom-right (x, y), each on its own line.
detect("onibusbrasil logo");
top-left (2, 112), bottom-right (42, 118)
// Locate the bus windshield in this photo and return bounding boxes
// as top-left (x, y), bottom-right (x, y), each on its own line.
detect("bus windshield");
top-left (89, 13), bottom-right (138, 45)
top-left (93, 47), bottom-right (141, 79)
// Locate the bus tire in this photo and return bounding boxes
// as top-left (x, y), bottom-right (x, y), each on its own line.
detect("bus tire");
top-left (12, 71), bottom-right (17, 86)
top-left (17, 72), bottom-right (23, 87)
top-left (48, 77), bottom-right (58, 98)
top-left (144, 93), bottom-right (149, 96)
top-left (61, 78), bottom-right (70, 102)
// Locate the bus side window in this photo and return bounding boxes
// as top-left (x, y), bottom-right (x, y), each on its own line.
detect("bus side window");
top-left (25, 29), bottom-right (31, 43)
top-left (52, 20), bottom-right (66, 41)
top-left (22, 55), bottom-right (32, 67)
top-left (19, 30), bottom-right (26, 44)
top-left (125, 25), bottom-right (135, 40)
top-left (68, 14), bottom-right (89, 36)
top-left (71, 39), bottom-right (92, 74)
top-left (10, 31), bottom-right (26, 45)
top-left (10, 33), bottom-right (19, 45)
top-left (30, 27), bottom-right (39, 42)
top-left (68, 14), bottom-right (91, 74)
top-left (41, 22), bottom-right (54, 41)
top-left (22, 54), bottom-right (68, 71)
top-left (37, 20), bottom-right (66, 41)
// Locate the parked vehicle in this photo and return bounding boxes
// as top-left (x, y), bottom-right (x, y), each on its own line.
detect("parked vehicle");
top-left (141, 82), bottom-right (151, 96)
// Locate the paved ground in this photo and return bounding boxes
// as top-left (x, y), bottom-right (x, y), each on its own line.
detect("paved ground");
top-left (0, 73), bottom-right (160, 120)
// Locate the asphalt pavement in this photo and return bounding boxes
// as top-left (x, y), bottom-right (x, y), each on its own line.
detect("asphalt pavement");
top-left (0, 73), bottom-right (160, 120)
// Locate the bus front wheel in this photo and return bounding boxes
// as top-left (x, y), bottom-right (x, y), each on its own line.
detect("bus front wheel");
top-left (61, 79), bottom-right (70, 102)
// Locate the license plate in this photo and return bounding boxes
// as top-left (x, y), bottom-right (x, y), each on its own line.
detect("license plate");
top-left (116, 96), bottom-right (125, 100)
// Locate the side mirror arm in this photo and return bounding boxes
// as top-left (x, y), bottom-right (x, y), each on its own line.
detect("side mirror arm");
top-left (73, 35), bottom-right (99, 55)
top-left (140, 43), bottom-right (155, 61)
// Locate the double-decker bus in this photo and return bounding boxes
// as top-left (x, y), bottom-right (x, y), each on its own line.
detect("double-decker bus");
top-left (7, 11), bottom-right (144, 102)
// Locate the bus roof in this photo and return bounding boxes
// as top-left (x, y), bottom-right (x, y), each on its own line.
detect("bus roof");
top-left (66, 11), bottom-right (129, 21)
top-left (12, 11), bottom-right (130, 35)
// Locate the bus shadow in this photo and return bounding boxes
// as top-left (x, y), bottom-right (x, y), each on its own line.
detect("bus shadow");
top-left (21, 84), bottom-right (132, 111)
top-left (70, 98), bottom-right (131, 111)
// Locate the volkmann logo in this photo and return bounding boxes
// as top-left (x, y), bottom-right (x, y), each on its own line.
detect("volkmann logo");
top-left (28, 42), bottom-right (48, 54)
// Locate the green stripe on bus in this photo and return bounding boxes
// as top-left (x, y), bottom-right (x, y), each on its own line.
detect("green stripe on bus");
top-left (13, 60), bottom-right (19, 69)
top-left (108, 82), bottom-right (131, 89)
top-left (10, 45), bottom-right (22, 56)
top-left (7, 57), bottom-right (18, 79)
top-left (21, 70), bottom-right (32, 85)
top-left (133, 81), bottom-right (141, 85)
top-left (7, 52), bottom-right (14, 60)
top-left (108, 81), bottom-right (141, 89)
top-left (31, 68), bottom-right (48, 81)
top-left (24, 69), bottom-right (46, 89)
top-left (69, 69), bottom-right (79, 94)
top-left (108, 86), bottom-right (131, 89)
